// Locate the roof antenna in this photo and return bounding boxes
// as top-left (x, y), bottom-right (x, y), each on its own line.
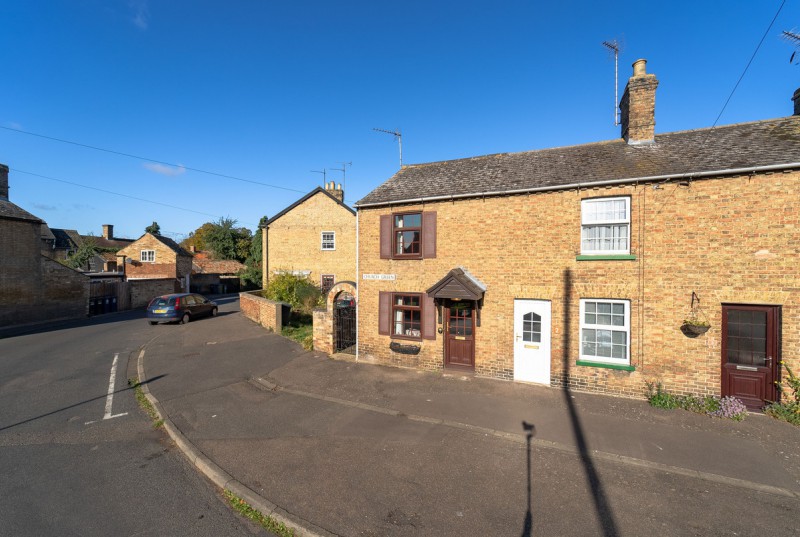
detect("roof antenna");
top-left (602, 40), bottom-right (622, 126)
top-left (781, 30), bottom-right (800, 64)
top-left (311, 169), bottom-right (326, 186)
top-left (330, 162), bottom-right (351, 192)
top-left (373, 128), bottom-right (403, 167)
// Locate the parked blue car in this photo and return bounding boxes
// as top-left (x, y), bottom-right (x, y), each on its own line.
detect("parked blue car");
top-left (146, 293), bottom-right (218, 325)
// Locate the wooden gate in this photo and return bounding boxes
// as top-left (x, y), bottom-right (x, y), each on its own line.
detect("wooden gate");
top-left (89, 280), bottom-right (131, 315)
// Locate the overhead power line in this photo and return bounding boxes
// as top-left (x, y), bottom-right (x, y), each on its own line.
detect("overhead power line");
top-left (10, 167), bottom-right (261, 225)
top-left (0, 125), bottom-right (308, 195)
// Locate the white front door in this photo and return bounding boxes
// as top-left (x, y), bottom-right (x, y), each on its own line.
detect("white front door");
top-left (514, 299), bottom-right (552, 385)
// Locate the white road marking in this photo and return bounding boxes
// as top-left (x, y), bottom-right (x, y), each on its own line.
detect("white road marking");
top-left (103, 353), bottom-right (128, 420)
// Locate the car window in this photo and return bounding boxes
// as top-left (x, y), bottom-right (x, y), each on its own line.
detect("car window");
top-left (183, 295), bottom-right (196, 305)
top-left (192, 294), bottom-right (206, 304)
top-left (152, 297), bottom-right (170, 307)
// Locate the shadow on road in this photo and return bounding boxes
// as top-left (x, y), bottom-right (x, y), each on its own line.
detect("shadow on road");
top-left (520, 420), bottom-right (536, 537)
top-left (0, 375), bottom-right (166, 432)
top-left (562, 268), bottom-right (619, 537)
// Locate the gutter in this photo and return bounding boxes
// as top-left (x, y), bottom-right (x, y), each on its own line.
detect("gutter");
top-left (354, 162), bottom-right (800, 209)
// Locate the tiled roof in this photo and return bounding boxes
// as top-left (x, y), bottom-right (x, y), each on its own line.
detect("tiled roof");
top-left (192, 258), bottom-right (246, 275)
top-left (268, 186), bottom-right (355, 224)
top-left (153, 234), bottom-right (194, 257)
top-left (0, 200), bottom-right (42, 223)
top-left (356, 116), bottom-right (800, 207)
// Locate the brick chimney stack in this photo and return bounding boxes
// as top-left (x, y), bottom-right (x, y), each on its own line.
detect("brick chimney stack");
top-left (102, 224), bottom-right (113, 239)
top-left (620, 59), bottom-right (659, 145)
top-left (793, 88), bottom-right (800, 116)
top-left (326, 181), bottom-right (344, 203)
top-left (0, 163), bottom-right (8, 201)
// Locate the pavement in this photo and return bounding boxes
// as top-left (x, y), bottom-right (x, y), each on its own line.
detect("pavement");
top-left (137, 298), bottom-right (800, 536)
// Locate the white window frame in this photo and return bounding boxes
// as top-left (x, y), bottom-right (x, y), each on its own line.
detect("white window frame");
top-left (580, 197), bottom-right (630, 255)
top-left (579, 298), bottom-right (630, 365)
top-left (140, 250), bottom-right (155, 262)
top-left (321, 231), bottom-right (336, 251)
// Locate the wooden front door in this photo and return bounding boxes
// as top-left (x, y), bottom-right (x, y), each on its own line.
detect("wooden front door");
top-left (721, 305), bottom-right (780, 409)
top-left (445, 301), bottom-right (475, 368)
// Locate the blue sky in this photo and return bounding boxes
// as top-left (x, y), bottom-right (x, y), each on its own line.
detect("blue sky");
top-left (2, 1), bottom-right (798, 241)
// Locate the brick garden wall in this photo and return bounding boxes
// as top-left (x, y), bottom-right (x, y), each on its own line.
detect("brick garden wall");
top-left (129, 278), bottom-right (180, 309)
top-left (357, 170), bottom-right (800, 399)
top-left (240, 291), bottom-right (285, 332)
top-left (0, 218), bottom-right (89, 327)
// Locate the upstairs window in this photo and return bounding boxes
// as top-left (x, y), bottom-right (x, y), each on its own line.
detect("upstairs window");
top-left (581, 197), bottom-right (630, 255)
top-left (379, 212), bottom-right (437, 260)
top-left (394, 213), bottom-right (421, 257)
top-left (321, 231), bottom-right (336, 251)
top-left (140, 250), bottom-right (155, 262)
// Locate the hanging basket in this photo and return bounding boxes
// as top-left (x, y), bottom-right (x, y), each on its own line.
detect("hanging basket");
top-left (681, 321), bottom-right (710, 337)
top-left (680, 291), bottom-right (711, 337)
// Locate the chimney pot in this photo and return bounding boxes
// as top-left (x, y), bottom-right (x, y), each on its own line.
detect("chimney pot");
top-left (632, 59), bottom-right (647, 77)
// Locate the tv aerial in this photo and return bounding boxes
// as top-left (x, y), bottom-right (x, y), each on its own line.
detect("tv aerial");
top-left (602, 39), bottom-right (623, 126)
top-left (311, 169), bottom-right (326, 186)
top-left (782, 30), bottom-right (800, 64)
top-left (330, 162), bottom-right (351, 191)
top-left (374, 127), bottom-right (403, 168)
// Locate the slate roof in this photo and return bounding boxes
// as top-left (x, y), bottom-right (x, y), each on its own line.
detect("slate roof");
top-left (356, 116), bottom-right (800, 207)
top-left (0, 200), bottom-right (42, 223)
top-left (268, 186), bottom-right (355, 225)
top-left (50, 228), bottom-right (82, 249)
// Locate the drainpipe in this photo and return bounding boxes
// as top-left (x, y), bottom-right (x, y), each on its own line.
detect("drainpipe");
top-left (355, 210), bottom-right (359, 362)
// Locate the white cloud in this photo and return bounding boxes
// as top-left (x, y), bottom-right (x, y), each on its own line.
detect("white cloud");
top-left (143, 162), bottom-right (187, 177)
top-left (130, 0), bottom-right (149, 30)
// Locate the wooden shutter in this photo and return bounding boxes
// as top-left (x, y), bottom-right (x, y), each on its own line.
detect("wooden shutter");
top-left (422, 211), bottom-right (437, 259)
top-left (378, 291), bottom-right (391, 335)
top-left (380, 215), bottom-right (392, 259)
top-left (421, 294), bottom-right (436, 340)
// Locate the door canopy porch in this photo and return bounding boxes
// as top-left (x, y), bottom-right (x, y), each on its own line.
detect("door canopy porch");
top-left (426, 267), bottom-right (487, 326)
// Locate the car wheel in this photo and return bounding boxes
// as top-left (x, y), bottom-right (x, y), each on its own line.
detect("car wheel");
top-left (148, 321), bottom-right (157, 326)
top-left (211, 307), bottom-right (218, 317)
top-left (180, 313), bottom-right (190, 325)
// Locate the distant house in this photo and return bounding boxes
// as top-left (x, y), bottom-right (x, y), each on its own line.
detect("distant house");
top-left (0, 164), bottom-right (89, 327)
top-left (262, 182), bottom-right (356, 293)
top-left (116, 232), bottom-right (194, 293)
top-left (191, 251), bottom-right (246, 294)
top-left (355, 59), bottom-right (800, 409)
top-left (40, 223), bottom-right (134, 272)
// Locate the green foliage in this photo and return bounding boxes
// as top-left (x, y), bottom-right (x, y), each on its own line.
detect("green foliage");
top-left (181, 222), bottom-right (216, 252)
top-left (224, 490), bottom-right (295, 537)
top-left (128, 378), bottom-right (163, 428)
top-left (264, 273), bottom-right (322, 314)
top-left (765, 361), bottom-right (800, 426)
top-left (281, 312), bottom-right (313, 350)
top-left (145, 221), bottom-right (161, 234)
top-left (644, 380), bottom-right (745, 421)
top-left (67, 236), bottom-right (98, 270)
top-left (204, 217), bottom-right (252, 262)
top-left (239, 220), bottom-right (266, 288)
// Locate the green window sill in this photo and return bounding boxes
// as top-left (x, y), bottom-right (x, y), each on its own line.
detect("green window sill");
top-left (576, 254), bottom-right (637, 261)
top-left (575, 360), bottom-right (636, 372)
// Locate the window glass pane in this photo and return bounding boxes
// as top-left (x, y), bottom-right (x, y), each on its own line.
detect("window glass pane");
top-left (585, 312), bottom-right (596, 324)
top-left (395, 213), bottom-right (421, 228)
top-left (612, 331), bottom-right (626, 344)
top-left (612, 304), bottom-right (624, 315)
top-left (597, 313), bottom-right (611, 325)
top-left (585, 302), bottom-right (596, 313)
top-left (597, 303), bottom-right (612, 314)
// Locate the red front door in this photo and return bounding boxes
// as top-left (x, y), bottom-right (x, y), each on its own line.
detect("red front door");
top-left (721, 305), bottom-right (780, 409)
top-left (445, 301), bottom-right (475, 368)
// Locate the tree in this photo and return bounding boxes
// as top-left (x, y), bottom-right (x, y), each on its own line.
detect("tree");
top-left (145, 221), bottom-right (161, 235)
top-left (240, 216), bottom-right (267, 288)
top-left (67, 237), bottom-right (98, 270)
top-left (203, 217), bottom-right (252, 262)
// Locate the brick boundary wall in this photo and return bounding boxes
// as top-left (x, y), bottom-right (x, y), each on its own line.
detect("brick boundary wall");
top-left (129, 279), bottom-right (180, 309)
top-left (239, 291), bottom-right (287, 332)
top-left (312, 281), bottom-right (357, 354)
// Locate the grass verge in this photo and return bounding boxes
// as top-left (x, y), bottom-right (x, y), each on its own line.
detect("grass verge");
top-left (128, 377), bottom-right (164, 428)
top-left (224, 490), bottom-right (296, 536)
top-left (281, 312), bottom-right (313, 350)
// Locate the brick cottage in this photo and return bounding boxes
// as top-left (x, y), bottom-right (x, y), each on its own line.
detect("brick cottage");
top-left (354, 60), bottom-right (800, 408)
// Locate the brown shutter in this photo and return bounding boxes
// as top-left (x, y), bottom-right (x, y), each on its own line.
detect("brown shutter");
top-left (422, 294), bottom-right (436, 340)
top-left (380, 214), bottom-right (392, 259)
top-left (422, 211), bottom-right (436, 259)
top-left (378, 291), bottom-right (391, 335)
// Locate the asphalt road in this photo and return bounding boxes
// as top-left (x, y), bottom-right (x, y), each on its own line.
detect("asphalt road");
top-left (0, 299), bottom-right (270, 537)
